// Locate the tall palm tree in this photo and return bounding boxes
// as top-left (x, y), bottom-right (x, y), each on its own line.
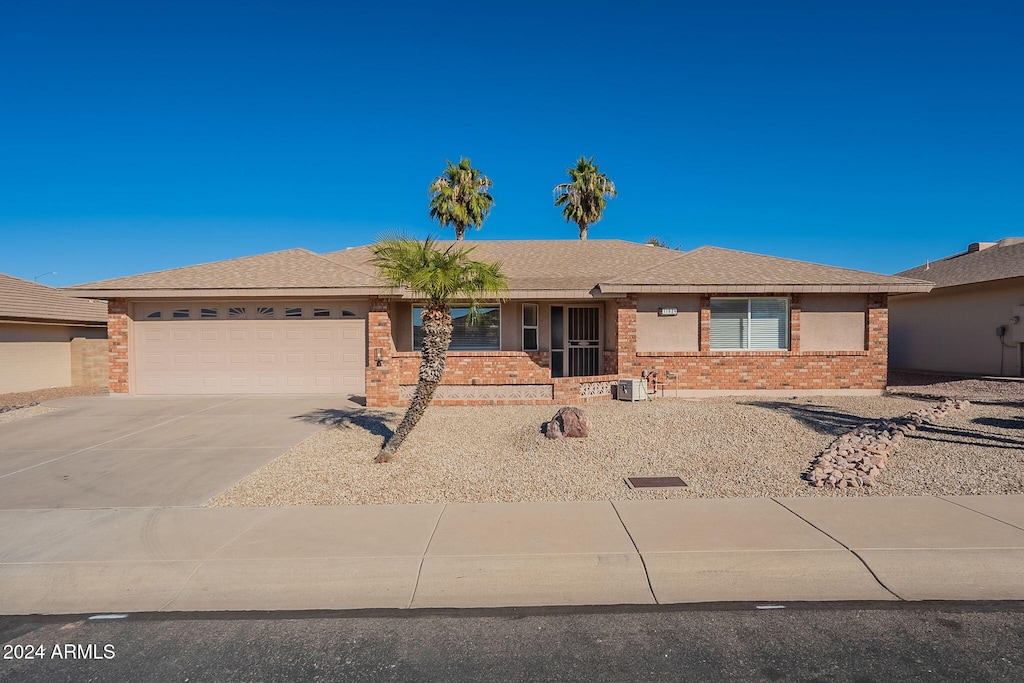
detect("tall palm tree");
top-left (428, 158), bottom-right (495, 240)
top-left (553, 156), bottom-right (617, 240)
top-left (370, 235), bottom-right (508, 463)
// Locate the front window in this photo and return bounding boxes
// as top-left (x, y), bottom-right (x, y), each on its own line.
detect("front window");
top-left (710, 298), bottom-right (789, 350)
top-left (413, 306), bottom-right (500, 351)
top-left (522, 303), bottom-right (539, 351)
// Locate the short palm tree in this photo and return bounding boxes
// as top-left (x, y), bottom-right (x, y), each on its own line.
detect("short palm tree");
top-left (553, 156), bottom-right (617, 240)
top-left (370, 236), bottom-right (508, 463)
top-left (428, 158), bottom-right (494, 240)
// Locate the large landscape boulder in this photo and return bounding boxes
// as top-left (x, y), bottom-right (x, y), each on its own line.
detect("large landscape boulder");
top-left (545, 406), bottom-right (591, 439)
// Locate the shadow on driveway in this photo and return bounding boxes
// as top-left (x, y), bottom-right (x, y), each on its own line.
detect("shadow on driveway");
top-left (292, 408), bottom-right (395, 441)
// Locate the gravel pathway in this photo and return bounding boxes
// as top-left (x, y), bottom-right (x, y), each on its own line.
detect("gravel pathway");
top-left (208, 387), bottom-right (1024, 506)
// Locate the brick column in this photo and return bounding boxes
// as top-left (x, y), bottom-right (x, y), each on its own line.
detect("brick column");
top-left (615, 295), bottom-right (639, 378)
top-left (364, 297), bottom-right (399, 407)
top-left (698, 295), bottom-right (712, 352)
top-left (107, 298), bottom-right (130, 394)
top-left (789, 294), bottom-right (801, 352)
top-left (867, 293), bottom-right (888, 387)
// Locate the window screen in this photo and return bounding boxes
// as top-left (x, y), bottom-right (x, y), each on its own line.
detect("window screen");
top-left (413, 307), bottom-right (500, 351)
top-left (710, 298), bottom-right (788, 350)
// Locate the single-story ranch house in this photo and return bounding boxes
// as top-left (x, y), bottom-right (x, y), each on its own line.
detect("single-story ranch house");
top-left (890, 238), bottom-right (1024, 377)
top-left (66, 240), bottom-right (933, 407)
top-left (1, 272), bottom-right (108, 394)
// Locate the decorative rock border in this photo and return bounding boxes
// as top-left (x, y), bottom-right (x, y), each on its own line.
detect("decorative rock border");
top-left (806, 398), bottom-right (970, 489)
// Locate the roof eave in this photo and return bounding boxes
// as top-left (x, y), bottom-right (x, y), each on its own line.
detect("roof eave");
top-left (64, 287), bottom-right (388, 298)
top-left (0, 315), bottom-right (107, 326)
top-left (596, 283), bottom-right (935, 294)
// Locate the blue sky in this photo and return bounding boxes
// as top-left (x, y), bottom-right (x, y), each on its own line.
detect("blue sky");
top-left (1, 0), bottom-right (1021, 287)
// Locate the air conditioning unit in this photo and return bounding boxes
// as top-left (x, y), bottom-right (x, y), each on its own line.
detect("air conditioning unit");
top-left (617, 378), bottom-right (648, 402)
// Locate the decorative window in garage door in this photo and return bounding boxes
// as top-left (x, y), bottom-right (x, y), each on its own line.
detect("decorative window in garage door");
top-left (138, 303), bottom-right (368, 320)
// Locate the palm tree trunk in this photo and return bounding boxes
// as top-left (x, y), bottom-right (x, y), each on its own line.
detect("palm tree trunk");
top-left (376, 304), bottom-right (452, 462)
top-left (455, 226), bottom-right (466, 240)
top-left (578, 222), bottom-right (589, 240)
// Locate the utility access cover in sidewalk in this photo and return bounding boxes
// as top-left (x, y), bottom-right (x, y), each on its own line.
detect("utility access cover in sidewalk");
top-left (625, 476), bottom-right (687, 489)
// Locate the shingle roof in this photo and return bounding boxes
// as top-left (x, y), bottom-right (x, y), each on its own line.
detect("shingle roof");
top-left (67, 239), bottom-right (933, 298)
top-left (895, 238), bottom-right (1024, 289)
top-left (67, 248), bottom-right (379, 293)
top-left (599, 245), bottom-right (933, 293)
top-left (0, 272), bottom-right (107, 324)
top-left (321, 240), bottom-right (685, 292)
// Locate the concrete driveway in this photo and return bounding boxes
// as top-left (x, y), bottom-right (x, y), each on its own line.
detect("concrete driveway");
top-left (0, 395), bottom-right (358, 509)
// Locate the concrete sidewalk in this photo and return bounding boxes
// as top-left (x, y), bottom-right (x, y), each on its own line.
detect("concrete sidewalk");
top-left (2, 496), bottom-right (1024, 615)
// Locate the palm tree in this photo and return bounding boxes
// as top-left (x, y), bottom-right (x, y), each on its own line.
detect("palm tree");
top-left (428, 158), bottom-right (495, 240)
top-left (370, 235), bottom-right (508, 463)
top-left (553, 156), bottom-right (617, 240)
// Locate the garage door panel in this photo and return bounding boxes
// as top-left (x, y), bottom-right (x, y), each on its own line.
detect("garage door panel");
top-left (134, 319), bottom-right (365, 394)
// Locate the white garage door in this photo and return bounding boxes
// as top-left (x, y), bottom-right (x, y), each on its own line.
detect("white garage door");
top-left (133, 305), bottom-right (365, 395)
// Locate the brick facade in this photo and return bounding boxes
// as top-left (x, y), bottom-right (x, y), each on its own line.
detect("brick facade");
top-left (107, 298), bottom-right (130, 393)
top-left (365, 293), bottom-right (889, 407)
top-left (635, 293), bottom-right (888, 392)
top-left (364, 297), bottom-right (398, 407)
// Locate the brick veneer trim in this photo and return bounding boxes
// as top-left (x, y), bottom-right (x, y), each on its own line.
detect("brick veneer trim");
top-left (107, 299), bottom-right (130, 394)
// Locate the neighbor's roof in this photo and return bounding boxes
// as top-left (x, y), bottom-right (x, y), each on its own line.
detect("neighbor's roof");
top-left (67, 239), bottom-right (933, 299)
top-left (66, 248), bottom-right (381, 297)
top-left (896, 238), bottom-right (1024, 289)
top-left (599, 245), bottom-right (933, 294)
top-left (0, 272), bottom-right (107, 324)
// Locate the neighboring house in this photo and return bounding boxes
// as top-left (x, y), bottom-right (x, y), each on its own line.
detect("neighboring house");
top-left (891, 238), bottom-right (1024, 377)
top-left (0, 272), bottom-right (108, 394)
top-left (65, 241), bottom-right (931, 406)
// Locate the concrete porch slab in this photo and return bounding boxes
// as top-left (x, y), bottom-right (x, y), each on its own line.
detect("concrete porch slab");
top-left (776, 496), bottom-right (1024, 549)
top-left (642, 550), bottom-right (896, 604)
top-left (857, 549), bottom-right (1024, 601)
top-left (412, 553), bottom-right (654, 608)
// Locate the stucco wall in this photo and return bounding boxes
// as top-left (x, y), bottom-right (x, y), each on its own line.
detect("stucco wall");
top-left (0, 341), bottom-right (71, 393)
top-left (800, 294), bottom-right (867, 351)
top-left (635, 294), bottom-right (701, 352)
top-left (0, 322), bottom-right (107, 393)
top-left (71, 337), bottom-right (109, 387)
top-left (889, 277), bottom-right (1024, 376)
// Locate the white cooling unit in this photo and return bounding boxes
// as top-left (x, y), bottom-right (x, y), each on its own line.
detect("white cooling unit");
top-left (617, 379), bottom-right (648, 402)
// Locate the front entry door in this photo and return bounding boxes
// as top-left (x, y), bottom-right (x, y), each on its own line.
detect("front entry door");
top-left (550, 306), bottom-right (601, 378)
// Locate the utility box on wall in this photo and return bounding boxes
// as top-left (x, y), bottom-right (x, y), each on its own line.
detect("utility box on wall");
top-left (1013, 306), bottom-right (1024, 343)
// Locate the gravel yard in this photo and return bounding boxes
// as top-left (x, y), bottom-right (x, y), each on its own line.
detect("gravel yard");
top-left (0, 385), bottom-right (107, 424)
top-left (208, 380), bottom-right (1024, 506)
